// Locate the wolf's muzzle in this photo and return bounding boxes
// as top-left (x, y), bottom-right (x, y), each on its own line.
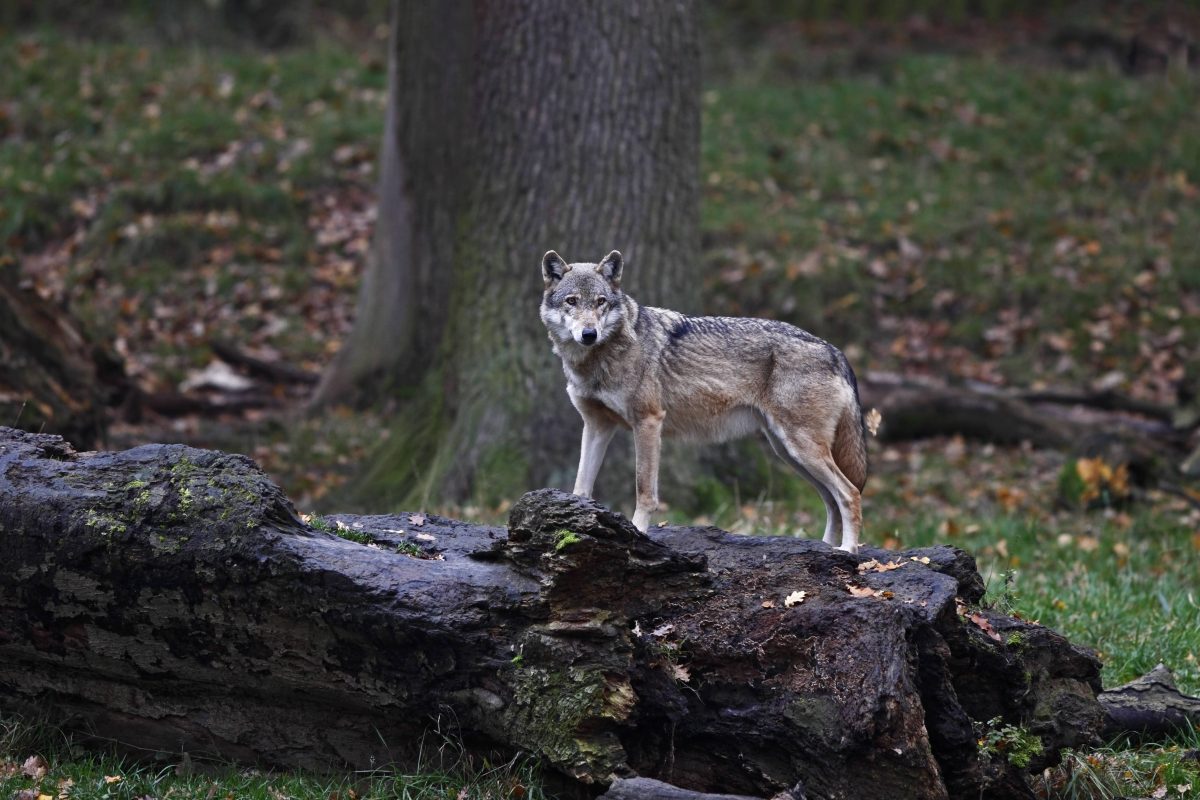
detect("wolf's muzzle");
top-left (580, 328), bottom-right (598, 345)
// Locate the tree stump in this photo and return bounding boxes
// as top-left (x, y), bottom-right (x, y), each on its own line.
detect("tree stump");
top-left (0, 428), bottom-right (1111, 799)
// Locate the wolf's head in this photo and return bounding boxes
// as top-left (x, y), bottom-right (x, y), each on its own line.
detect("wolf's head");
top-left (539, 250), bottom-right (626, 348)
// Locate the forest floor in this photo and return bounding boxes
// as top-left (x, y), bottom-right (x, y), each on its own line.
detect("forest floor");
top-left (2, 5), bottom-right (1200, 799)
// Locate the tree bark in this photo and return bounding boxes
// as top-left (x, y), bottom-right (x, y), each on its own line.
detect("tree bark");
top-left (0, 429), bottom-right (1111, 800)
top-left (859, 374), bottom-right (1197, 496)
top-left (312, 0), bottom-right (702, 510)
top-left (0, 267), bottom-right (128, 449)
top-left (597, 777), bottom-right (799, 800)
top-left (860, 374), bottom-right (1189, 450)
top-left (1099, 664), bottom-right (1200, 738)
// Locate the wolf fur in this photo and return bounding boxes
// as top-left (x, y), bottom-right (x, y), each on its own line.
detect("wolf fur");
top-left (540, 249), bottom-right (869, 552)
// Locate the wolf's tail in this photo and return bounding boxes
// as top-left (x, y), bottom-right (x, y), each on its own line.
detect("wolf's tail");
top-left (832, 365), bottom-right (869, 492)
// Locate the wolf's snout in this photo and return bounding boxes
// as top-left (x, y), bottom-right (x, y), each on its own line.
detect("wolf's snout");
top-left (580, 328), bottom-right (598, 345)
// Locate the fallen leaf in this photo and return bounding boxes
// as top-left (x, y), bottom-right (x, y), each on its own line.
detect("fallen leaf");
top-left (21, 755), bottom-right (48, 780)
top-left (847, 584), bottom-right (877, 598)
top-left (761, 599), bottom-right (776, 608)
top-left (968, 612), bottom-right (1003, 643)
top-left (104, 775), bottom-right (123, 784)
top-left (178, 360), bottom-right (254, 393)
top-left (670, 663), bottom-right (691, 682)
top-left (784, 590), bottom-right (807, 607)
top-left (910, 556), bottom-right (931, 564)
top-left (858, 558), bottom-right (906, 573)
top-left (414, 532), bottom-right (436, 542)
top-left (409, 513), bottom-right (426, 527)
top-left (651, 623), bottom-right (675, 637)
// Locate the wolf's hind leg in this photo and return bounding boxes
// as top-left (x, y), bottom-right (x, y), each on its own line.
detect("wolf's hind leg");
top-left (765, 422), bottom-right (862, 553)
top-left (573, 421), bottom-right (617, 498)
top-left (764, 429), bottom-right (842, 543)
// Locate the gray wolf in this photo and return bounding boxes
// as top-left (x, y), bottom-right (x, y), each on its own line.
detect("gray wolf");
top-left (540, 249), bottom-right (869, 552)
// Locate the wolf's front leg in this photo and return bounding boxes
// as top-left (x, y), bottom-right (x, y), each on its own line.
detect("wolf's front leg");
top-left (572, 421), bottom-right (616, 498)
top-left (631, 410), bottom-right (665, 532)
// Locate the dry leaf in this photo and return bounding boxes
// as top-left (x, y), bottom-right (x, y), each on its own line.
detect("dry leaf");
top-left (761, 599), bottom-right (776, 608)
top-left (104, 775), bottom-right (123, 784)
top-left (857, 558), bottom-right (906, 573)
top-left (846, 584), bottom-right (877, 598)
top-left (409, 513), bottom-right (426, 527)
top-left (968, 612), bottom-right (1003, 643)
top-left (21, 755), bottom-right (48, 780)
top-left (909, 556), bottom-right (931, 564)
top-left (864, 408), bottom-right (882, 436)
top-left (784, 590), bottom-right (807, 607)
top-left (414, 532), bottom-right (436, 542)
top-left (670, 663), bottom-right (691, 682)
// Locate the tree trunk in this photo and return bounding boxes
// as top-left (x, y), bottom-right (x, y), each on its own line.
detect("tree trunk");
top-left (0, 429), bottom-right (1111, 800)
top-left (312, 0), bottom-right (702, 510)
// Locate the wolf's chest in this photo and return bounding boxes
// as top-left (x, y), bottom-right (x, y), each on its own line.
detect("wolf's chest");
top-left (565, 369), bottom-right (631, 422)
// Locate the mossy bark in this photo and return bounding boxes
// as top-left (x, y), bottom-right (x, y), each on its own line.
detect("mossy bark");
top-left (313, 0), bottom-right (703, 510)
top-left (0, 429), bottom-right (1110, 800)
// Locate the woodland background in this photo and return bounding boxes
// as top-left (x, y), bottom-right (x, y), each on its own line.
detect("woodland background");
top-left (1, 1), bottom-right (1199, 798)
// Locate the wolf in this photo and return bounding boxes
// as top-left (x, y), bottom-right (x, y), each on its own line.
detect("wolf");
top-left (540, 249), bottom-right (869, 552)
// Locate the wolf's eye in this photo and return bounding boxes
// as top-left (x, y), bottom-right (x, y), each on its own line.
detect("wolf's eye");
top-left (596, 297), bottom-right (607, 308)
top-left (565, 296), bottom-right (578, 306)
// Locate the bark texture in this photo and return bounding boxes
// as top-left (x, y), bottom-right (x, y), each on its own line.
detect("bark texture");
top-left (314, 0), bottom-right (702, 509)
top-left (0, 429), bottom-right (1109, 800)
top-left (1099, 664), bottom-right (1200, 738)
top-left (0, 268), bottom-right (128, 449)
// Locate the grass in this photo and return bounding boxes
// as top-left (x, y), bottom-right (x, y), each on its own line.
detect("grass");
top-left (0, 28), bottom-right (384, 387)
top-left (3, 14), bottom-right (1200, 800)
top-left (701, 55), bottom-right (1199, 399)
top-left (1033, 725), bottom-right (1200, 800)
top-left (0, 713), bottom-right (546, 800)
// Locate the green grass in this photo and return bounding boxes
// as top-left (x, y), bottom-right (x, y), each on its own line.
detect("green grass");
top-left (0, 28), bottom-right (384, 385)
top-left (1033, 725), bottom-right (1200, 800)
top-left (701, 55), bottom-right (1200, 397)
top-left (4, 18), bottom-right (1200, 800)
top-left (0, 713), bottom-right (546, 800)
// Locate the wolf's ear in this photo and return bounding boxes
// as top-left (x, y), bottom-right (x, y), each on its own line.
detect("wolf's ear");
top-left (596, 250), bottom-right (623, 286)
top-left (542, 250), bottom-right (569, 288)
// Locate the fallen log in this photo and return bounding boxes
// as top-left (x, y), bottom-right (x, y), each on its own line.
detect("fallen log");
top-left (860, 374), bottom-right (1189, 450)
top-left (0, 427), bottom-right (1113, 799)
top-left (1099, 664), bottom-right (1200, 738)
top-left (598, 777), bottom-right (800, 800)
top-left (0, 267), bottom-right (129, 448)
